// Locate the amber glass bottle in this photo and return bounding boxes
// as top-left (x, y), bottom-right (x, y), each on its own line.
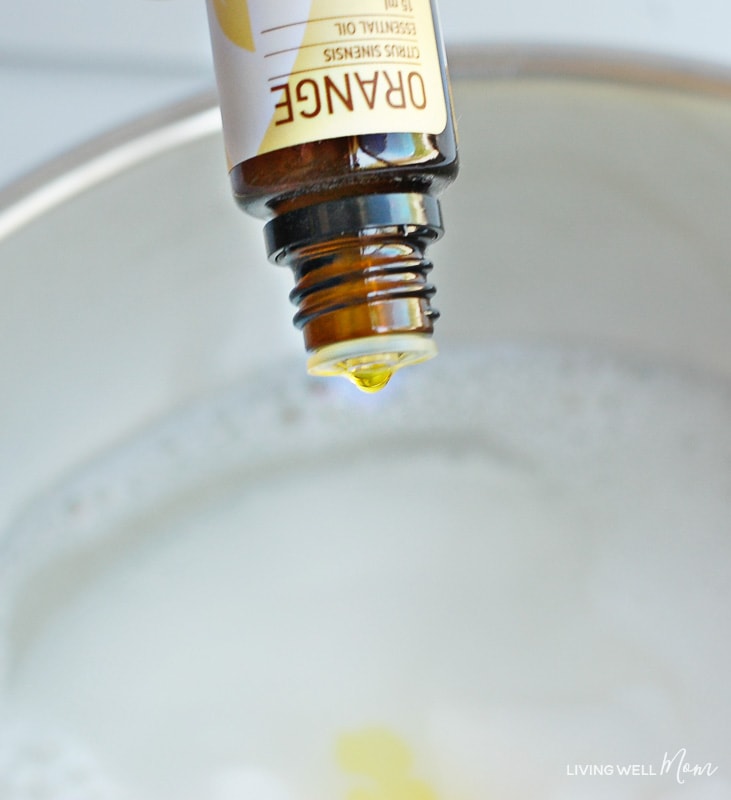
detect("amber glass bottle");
top-left (206, 0), bottom-right (458, 391)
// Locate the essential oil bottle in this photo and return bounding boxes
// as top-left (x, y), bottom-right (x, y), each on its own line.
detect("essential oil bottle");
top-left (205, 0), bottom-right (458, 392)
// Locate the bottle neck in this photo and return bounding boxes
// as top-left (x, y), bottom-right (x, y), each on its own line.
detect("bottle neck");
top-left (263, 193), bottom-right (444, 391)
top-left (264, 193), bottom-right (443, 353)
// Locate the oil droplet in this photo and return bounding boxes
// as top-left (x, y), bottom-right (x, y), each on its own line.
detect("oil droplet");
top-left (336, 728), bottom-right (439, 800)
top-left (306, 334), bottom-right (437, 392)
top-left (347, 365), bottom-right (394, 393)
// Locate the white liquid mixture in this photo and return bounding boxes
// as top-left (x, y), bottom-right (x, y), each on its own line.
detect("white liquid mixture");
top-left (0, 344), bottom-right (729, 799)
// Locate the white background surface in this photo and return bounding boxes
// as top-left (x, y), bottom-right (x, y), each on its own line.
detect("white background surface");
top-left (2, 0), bottom-right (731, 191)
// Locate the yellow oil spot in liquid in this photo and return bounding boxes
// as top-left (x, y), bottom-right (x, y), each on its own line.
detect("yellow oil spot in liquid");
top-left (336, 728), bottom-right (439, 800)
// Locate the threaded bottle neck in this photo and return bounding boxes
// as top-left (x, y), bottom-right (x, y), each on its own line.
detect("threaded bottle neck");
top-left (291, 234), bottom-right (439, 348)
top-left (267, 193), bottom-right (443, 375)
top-left (263, 193), bottom-right (444, 390)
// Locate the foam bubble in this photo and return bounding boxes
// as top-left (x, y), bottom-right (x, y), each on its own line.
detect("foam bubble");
top-left (1, 344), bottom-right (729, 798)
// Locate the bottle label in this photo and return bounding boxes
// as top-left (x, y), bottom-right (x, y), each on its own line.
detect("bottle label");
top-left (206, 0), bottom-right (449, 167)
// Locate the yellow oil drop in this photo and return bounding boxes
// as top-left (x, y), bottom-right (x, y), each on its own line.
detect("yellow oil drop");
top-left (347, 365), bottom-right (394, 393)
top-left (336, 728), bottom-right (439, 800)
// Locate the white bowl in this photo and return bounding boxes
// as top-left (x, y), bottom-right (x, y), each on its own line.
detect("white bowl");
top-left (1, 50), bottom-right (730, 800)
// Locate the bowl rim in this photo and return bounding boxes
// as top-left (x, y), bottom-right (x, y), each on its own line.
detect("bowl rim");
top-left (2, 44), bottom-right (731, 242)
